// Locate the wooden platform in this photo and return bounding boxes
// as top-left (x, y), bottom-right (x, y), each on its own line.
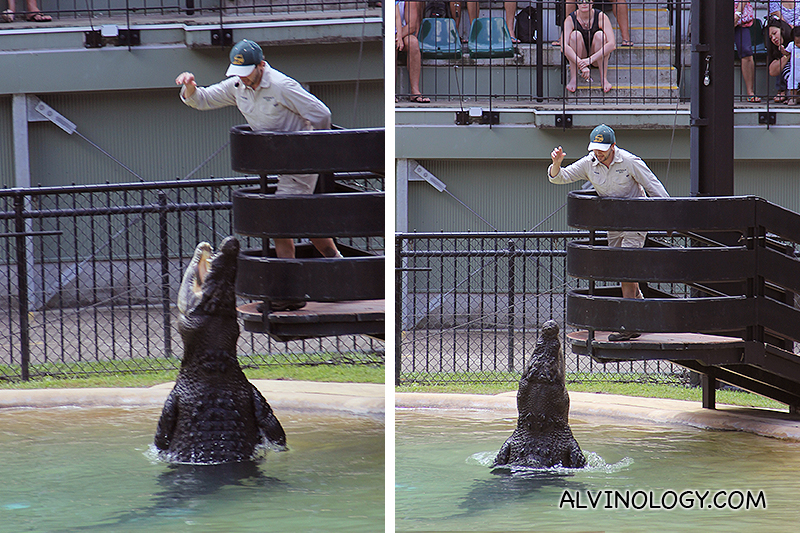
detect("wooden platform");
top-left (237, 300), bottom-right (384, 341)
top-left (567, 330), bottom-right (746, 364)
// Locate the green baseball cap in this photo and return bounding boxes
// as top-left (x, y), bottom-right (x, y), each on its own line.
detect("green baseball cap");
top-left (226, 39), bottom-right (264, 77)
top-left (587, 124), bottom-right (616, 151)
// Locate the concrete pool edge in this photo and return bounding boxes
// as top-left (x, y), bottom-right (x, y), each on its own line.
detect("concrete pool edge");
top-left (395, 391), bottom-right (800, 441)
top-left (0, 380), bottom-right (385, 417)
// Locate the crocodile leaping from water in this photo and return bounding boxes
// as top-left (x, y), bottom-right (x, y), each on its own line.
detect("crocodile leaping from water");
top-left (493, 320), bottom-right (586, 470)
top-left (154, 236), bottom-right (286, 464)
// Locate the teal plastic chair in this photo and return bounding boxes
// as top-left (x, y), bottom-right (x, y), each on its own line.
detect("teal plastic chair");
top-left (468, 17), bottom-right (514, 59)
top-left (418, 17), bottom-right (462, 59)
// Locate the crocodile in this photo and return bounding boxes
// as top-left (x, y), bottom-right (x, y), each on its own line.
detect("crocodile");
top-left (154, 236), bottom-right (286, 464)
top-left (493, 320), bottom-right (586, 470)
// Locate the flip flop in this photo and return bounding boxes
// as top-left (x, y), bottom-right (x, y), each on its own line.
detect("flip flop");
top-left (27, 12), bottom-right (51, 22)
top-left (747, 96), bottom-right (761, 103)
top-left (774, 92), bottom-right (787, 103)
top-left (2, 9), bottom-right (14, 22)
top-left (409, 95), bottom-right (430, 104)
top-left (620, 40), bottom-right (634, 47)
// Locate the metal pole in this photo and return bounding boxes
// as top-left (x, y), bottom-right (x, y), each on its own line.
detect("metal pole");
top-left (14, 194), bottom-right (30, 381)
top-left (507, 239), bottom-right (515, 372)
top-left (395, 234), bottom-right (402, 386)
top-left (536, 0), bottom-right (543, 101)
top-left (690, 0), bottom-right (734, 196)
top-left (159, 192), bottom-right (172, 357)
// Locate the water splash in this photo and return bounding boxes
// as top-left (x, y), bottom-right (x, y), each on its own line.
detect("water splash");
top-left (467, 450), bottom-right (633, 476)
top-left (3, 503), bottom-right (30, 510)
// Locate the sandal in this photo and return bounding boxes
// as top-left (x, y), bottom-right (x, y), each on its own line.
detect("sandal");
top-left (774, 92), bottom-right (787, 103)
top-left (409, 94), bottom-right (431, 104)
top-left (2, 9), bottom-right (13, 22)
top-left (620, 40), bottom-right (634, 46)
top-left (747, 95), bottom-right (761, 103)
top-left (27, 11), bottom-right (51, 22)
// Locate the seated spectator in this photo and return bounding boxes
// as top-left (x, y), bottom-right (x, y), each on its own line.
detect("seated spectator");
top-left (556, 0), bottom-right (631, 47)
top-left (766, 15), bottom-right (793, 102)
top-left (769, 1), bottom-right (800, 27)
top-left (2, 0), bottom-right (51, 22)
top-left (561, 0), bottom-right (616, 93)
top-left (395, 1), bottom-right (430, 103)
top-left (735, 1), bottom-right (760, 102)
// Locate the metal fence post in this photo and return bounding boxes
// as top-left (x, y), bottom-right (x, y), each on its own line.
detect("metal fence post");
top-left (536, 0), bottom-right (543, 102)
top-left (159, 192), bottom-right (172, 357)
top-left (14, 193), bottom-right (30, 381)
top-left (395, 234), bottom-right (402, 386)
top-left (507, 239), bottom-right (515, 372)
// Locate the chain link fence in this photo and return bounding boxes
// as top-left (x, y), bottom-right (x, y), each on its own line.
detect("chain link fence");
top-left (0, 177), bottom-right (384, 382)
top-left (396, 232), bottom-right (688, 386)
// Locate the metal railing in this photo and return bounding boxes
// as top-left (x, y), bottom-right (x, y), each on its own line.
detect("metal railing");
top-left (396, 0), bottom-right (779, 106)
top-left (395, 231), bottom-right (686, 385)
top-left (0, 177), bottom-right (384, 382)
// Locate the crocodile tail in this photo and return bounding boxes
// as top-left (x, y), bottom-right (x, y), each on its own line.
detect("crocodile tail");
top-left (252, 386), bottom-right (287, 450)
top-left (261, 412), bottom-right (287, 450)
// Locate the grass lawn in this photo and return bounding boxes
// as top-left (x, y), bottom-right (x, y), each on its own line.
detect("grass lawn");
top-left (0, 364), bottom-right (385, 390)
top-left (395, 380), bottom-right (788, 411)
top-left (1, 363), bottom-right (787, 413)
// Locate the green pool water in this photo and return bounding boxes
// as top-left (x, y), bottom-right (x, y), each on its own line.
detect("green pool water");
top-left (0, 406), bottom-right (384, 533)
top-left (396, 409), bottom-right (800, 532)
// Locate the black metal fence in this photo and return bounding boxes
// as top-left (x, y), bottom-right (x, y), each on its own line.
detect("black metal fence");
top-left (395, 231), bottom-right (687, 385)
top-left (17, 0), bottom-right (379, 19)
top-left (0, 177), bottom-right (384, 382)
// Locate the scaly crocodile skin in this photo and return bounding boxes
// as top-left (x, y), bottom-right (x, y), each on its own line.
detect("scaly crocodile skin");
top-left (493, 320), bottom-right (586, 469)
top-left (154, 236), bottom-right (286, 464)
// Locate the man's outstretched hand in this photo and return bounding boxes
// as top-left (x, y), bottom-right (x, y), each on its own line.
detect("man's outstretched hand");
top-left (175, 72), bottom-right (197, 99)
top-left (550, 146), bottom-right (566, 177)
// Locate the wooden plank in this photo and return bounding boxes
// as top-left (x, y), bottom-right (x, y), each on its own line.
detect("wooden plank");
top-left (238, 300), bottom-right (384, 324)
top-left (567, 330), bottom-right (745, 350)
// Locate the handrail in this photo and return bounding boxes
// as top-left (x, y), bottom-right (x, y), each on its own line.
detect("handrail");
top-left (565, 190), bottom-right (800, 344)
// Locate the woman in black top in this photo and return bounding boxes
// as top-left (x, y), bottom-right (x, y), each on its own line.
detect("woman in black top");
top-left (561, 0), bottom-right (616, 93)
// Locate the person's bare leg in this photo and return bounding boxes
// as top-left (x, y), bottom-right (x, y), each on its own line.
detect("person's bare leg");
top-left (467, 1), bottom-right (478, 26)
top-left (742, 55), bottom-right (756, 97)
top-left (505, 2), bottom-right (517, 41)
top-left (621, 282), bottom-right (642, 299)
top-left (613, 0), bottom-right (630, 43)
top-left (3, 0), bottom-right (16, 20)
top-left (310, 238), bottom-right (341, 258)
top-left (275, 238), bottom-right (295, 259)
top-left (565, 30), bottom-right (587, 92)
top-left (591, 30), bottom-right (614, 92)
top-left (406, 34), bottom-right (423, 97)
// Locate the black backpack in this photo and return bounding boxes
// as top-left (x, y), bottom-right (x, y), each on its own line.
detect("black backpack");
top-left (515, 6), bottom-right (538, 43)
top-left (424, 1), bottom-right (448, 18)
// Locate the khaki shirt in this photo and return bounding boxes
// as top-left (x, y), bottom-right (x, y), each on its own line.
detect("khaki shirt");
top-left (548, 147), bottom-right (669, 198)
top-left (181, 62), bottom-right (331, 132)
